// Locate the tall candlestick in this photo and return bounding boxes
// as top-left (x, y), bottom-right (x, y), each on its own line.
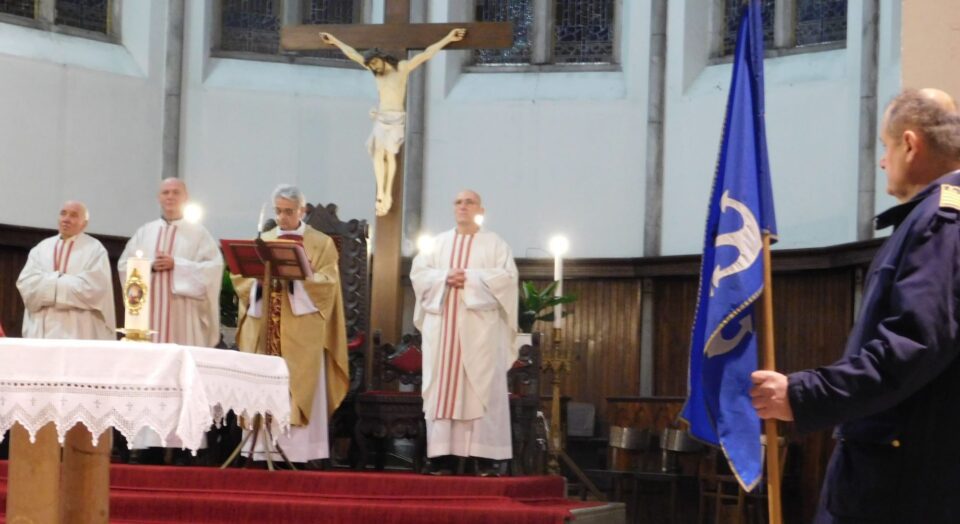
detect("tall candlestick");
top-left (553, 255), bottom-right (563, 328)
top-left (123, 250), bottom-right (151, 335)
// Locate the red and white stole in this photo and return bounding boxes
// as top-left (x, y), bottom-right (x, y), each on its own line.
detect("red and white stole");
top-left (434, 232), bottom-right (476, 420)
top-left (151, 222), bottom-right (178, 343)
top-left (52, 237), bottom-right (75, 273)
top-left (266, 232), bottom-right (305, 356)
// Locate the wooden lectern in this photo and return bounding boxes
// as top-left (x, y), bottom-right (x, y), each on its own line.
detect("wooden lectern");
top-left (221, 236), bottom-right (312, 470)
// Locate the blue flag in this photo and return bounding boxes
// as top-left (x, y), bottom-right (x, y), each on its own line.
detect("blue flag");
top-left (680, 0), bottom-right (777, 492)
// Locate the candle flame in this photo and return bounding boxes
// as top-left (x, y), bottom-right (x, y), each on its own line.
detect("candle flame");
top-left (549, 235), bottom-right (570, 256)
top-left (417, 233), bottom-right (435, 254)
top-left (135, 250), bottom-right (144, 258)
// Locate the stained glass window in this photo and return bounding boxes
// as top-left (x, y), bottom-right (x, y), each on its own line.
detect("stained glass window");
top-left (474, 0), bottom-right (533, 65)
top-left (220, 0), bottom-right (282, 55)
top-left (55, 0), bottom-right (108, 33)
top-left (0, 0), bottom-right (35, 19)
top-left (796, 0), bottom-right (846, 47)
top-left (553, 0), bottom-right (615, 64)
top-left (721, 0), bottom-right (846, 56)
top-left (301, 0), bottom-right (357, 60)
top-left (722, 0), bottom-right (774, 56)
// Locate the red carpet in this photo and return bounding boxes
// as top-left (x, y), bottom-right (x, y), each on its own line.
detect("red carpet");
top-left (0, 462), bottom-right (602, 523)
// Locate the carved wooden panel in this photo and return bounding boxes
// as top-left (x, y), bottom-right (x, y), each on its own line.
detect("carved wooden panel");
top-left (304, 203), bottom-right (370, 355)
top-left (607, 396), bottom-right (685, 431)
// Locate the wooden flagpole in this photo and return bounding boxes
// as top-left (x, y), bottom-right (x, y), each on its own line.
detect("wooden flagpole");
top-left (760, 233), bottom-right (783, 524)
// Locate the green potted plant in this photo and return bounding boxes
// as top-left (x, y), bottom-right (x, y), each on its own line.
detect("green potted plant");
top-left (517, 280), bottom-right (576, 345)
top-left (220, 268), bottom-right (239, 346)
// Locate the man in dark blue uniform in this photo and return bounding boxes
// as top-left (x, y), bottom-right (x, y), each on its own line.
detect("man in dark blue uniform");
top-left (751, 88), bottom-right (960, 523)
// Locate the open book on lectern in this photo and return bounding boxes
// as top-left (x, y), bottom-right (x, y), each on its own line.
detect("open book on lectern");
top-left (220, 238), bottom-right (313, 280)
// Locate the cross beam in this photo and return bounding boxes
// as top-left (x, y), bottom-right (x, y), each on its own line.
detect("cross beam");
top-left (281, 22), bottom-right (514, 52)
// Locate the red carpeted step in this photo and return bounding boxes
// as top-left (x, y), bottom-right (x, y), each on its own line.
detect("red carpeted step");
top-left (0, 461), bottom-right (600, 523)
top-left (107, 464), bottom-right (566, 500)
top-left (108, 488), bottom-right (579, 524)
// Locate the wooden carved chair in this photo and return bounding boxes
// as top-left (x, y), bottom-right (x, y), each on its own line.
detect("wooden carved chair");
top-left (302, 203), bottom-right (370, 466)
top-left (507, 333), bottom-right (546, 475)
top-left (353, 332), bottom-right (425, 472)
top-left (354, 331), bottom-right (546, 475)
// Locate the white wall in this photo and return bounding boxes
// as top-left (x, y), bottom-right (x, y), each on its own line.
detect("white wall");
top-left (179, 1), bottom-right (380, 243)
top-left (417, 0), bottom-right (650, 258)
top-left (0, 1), bottom-right (165, 236)
top-left (661, 0), bottom-right (873, 255)
top-left (0, 0), bottom-right (903, 258)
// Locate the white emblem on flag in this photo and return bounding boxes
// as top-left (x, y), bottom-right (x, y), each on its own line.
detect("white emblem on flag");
top-left (711, 190), bottom-right (762, 293)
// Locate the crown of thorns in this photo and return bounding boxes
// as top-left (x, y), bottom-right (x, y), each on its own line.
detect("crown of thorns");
top-left (363, 49), bottom-right (399, 69)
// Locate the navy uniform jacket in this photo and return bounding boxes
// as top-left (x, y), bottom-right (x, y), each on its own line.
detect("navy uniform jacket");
top-left (788, 171), bottom-right (960, 523)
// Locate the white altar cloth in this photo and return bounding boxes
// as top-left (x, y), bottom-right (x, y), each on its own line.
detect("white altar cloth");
top-left (0, 338), bottom-right (290, 452)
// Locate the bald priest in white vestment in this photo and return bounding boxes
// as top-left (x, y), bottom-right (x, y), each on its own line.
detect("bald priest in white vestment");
top-left (17, 201), bottom-right (116, 340)
top-left (119, 178), bottom-right (223, 454)
top-left (410, 190), bottom-right (519, 474)
top-left (118, 178), bottom-right (223, 347)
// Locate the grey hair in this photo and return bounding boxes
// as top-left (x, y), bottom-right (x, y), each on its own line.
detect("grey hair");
top-left (272, 184), bottom-right (306, 207)
top-left (64, 200), bottom-right (90, 221)
top-left (886, 89), bottom-right (960, 158)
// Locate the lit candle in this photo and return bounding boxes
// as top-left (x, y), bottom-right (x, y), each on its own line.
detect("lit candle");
top-left (124, 250), bottom-right (151, 333)
top-left (554, 256), bottom-right (563, 328)
top-left (257, 203), bottom-right (267, 234)
top-left (549, 235), bottom-right (570, 328)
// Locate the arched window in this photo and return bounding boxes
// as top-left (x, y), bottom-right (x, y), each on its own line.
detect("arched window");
top-left (473, 0), bottom-right (620, 69)
top-left (718, 0), bottom-right (847, 57)
top-left (0, 0), bottom-right (116, 41)
top-left (215, 0), bottom-right (363, 65)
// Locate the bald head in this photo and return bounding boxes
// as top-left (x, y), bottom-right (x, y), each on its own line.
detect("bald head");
top-left (158, 177), bottom-right (188, 221)
top-left (880, 89), bottom-right (960, 201)
top-left (58, 200), bottom-right (89, 238)
top-left (453, 190), bottom-right (485, 233)
top-left (457, 189), bottom-right (482, 206)
top-left (918, 88), bottom-right (957, 113)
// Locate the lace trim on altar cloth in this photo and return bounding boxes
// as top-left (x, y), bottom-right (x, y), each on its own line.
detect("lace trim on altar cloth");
top-left (0, 353), bottom-right (291, 452)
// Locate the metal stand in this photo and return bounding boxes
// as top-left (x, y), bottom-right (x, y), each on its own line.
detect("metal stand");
top-left (543, 327), bottom-right (605, 500)
top-left (220, 413), bottom-right (296, 471)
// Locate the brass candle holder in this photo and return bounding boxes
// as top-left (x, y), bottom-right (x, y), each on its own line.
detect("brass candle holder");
top-left (541, 327), bottom-right (603, 499)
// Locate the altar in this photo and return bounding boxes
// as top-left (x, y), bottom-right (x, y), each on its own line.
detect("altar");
top-left (0, 338), bottom-right (290, 523)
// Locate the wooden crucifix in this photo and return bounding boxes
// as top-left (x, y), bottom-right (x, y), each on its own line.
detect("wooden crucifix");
top-left (281, 1), bottom-right (512, 386)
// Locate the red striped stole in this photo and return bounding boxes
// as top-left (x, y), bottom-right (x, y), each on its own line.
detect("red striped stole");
top-left (435, 232), bottom-right (476, 419)
top-left (151, 224), bottom-right (178, 343)
top-left (52, 238), bottom-right (75, 273)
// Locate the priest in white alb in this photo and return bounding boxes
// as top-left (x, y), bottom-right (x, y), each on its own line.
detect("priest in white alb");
top-left (118, 178), bottom-right (223, 347)
top-left (410, 189), bottom-right (519, 475)
top-left (118, 178), bottom-right (223, 457)
top-left (17, 200), bottom-right (116, 340)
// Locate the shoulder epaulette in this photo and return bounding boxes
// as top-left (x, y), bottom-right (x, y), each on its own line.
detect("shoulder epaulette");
top-left (939, 184), bottom-right (960, 211)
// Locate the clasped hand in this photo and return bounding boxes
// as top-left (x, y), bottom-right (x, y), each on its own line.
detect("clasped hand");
top-left (152, 254), bottom-right (175, 272)
top-left (446, 268), bottom-right (466, 289)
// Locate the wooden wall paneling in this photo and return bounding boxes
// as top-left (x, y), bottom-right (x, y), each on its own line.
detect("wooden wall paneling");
top-left (770, 268), bottom-right (854, 524)
top-left (0, 246), bottom-right (29, 337)
top-left (652, 277), bottom-right (698, 397)
top-left (528, 278), bottom-right (642, 430)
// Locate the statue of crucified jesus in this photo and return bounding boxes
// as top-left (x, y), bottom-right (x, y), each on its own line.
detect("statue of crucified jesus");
top-left (320, 28), bottom-right (467, 216)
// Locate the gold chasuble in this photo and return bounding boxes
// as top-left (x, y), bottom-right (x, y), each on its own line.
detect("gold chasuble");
top-left (233, 225), bottom-right (349, 426)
